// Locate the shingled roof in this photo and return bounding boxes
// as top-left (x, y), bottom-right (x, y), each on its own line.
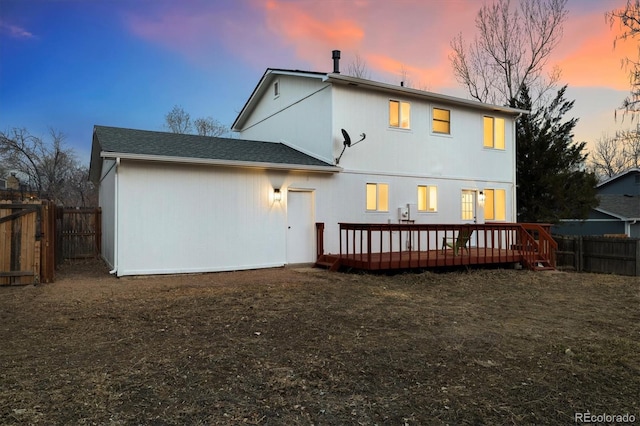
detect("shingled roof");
top-left (90, 126), bottom-right (338, 182)
top-left (597, 194), bottom-right (640, 220)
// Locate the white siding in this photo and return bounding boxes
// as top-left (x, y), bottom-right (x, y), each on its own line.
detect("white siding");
top-left (238, 74), bottom-right (333, 163)
top-left (331, 85), bottom-right (515, 185)
top-left (98, 159), bottom-right (116, 269)
top-left (115, 161), bottom-right (289, 276)
top-left (311, 172), bottom-right (514, 255)
top-left (106, 160), bottom-right (514, 275)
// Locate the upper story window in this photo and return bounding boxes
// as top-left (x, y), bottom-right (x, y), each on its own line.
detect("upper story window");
top-left (389, 100), bottom-right (410, 129)
top-left (432, 108), bottom-right (450, 134)
top-left (417, 185), bottom-right (438, 212)
top-left (366, 183), bottom-right (389, 212)
top-left (483, 116), bottom-right (505, 149)
top-left (484, 189), bottom-right (506, 221)
top-left (273, 80), bottom-right (280, 98)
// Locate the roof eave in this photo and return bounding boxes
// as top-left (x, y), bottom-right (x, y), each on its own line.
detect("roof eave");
top-left (88, 128), bottom-right (103, 184)
top-left (596, 168), bottom-right (640, 187)
top-left (593, 207), bottom-right (637, 220)
top-left (100, 151), bottom-right (342, 173)
top-left (326, 73), bottom-right (530, 115)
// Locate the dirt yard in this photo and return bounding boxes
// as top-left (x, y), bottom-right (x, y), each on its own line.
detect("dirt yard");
top-left (1, 260), bottom-right (639, 425)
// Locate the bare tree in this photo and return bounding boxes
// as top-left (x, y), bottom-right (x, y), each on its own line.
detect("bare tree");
top-left (0, 128), bottom-right (92, 205)
top-left (346, 53), bottom-right (371, 79)
top-left (63, 165), bottom-right (98, 207)
top-left (607, 0), bottom-right (640, 120)
top-left (450, 0), bottom-right (567, 105)
top-left (164, 105), bottom-right (229, 137)
top-left (589, 133), bottom-right (628, 179)
top-left (589, 127), bottom-right (640, 179)
top-left (194, 117), bottom-right (228, 137)
top-left (620, 127), bottom-right (640, 168)
top-left (165, 105), bottom-right (193, 134)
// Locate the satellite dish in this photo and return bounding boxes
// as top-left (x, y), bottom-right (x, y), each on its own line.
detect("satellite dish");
top-left (335, 128), bottom-right (367, 164)
top-left (341, 128), bottom-right (352, 147)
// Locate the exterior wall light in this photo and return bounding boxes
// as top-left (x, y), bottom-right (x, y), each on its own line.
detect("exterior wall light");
top-left (478, 190), bottom-right (485, 205)
top-left (273, 188), bottom-right (282, 202)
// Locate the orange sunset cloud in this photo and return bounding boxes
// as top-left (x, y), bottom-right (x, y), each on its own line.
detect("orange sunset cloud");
top-left (553, 11), bottom-right (636, 91)
top-left (263, 0), bottom-right (364, 65)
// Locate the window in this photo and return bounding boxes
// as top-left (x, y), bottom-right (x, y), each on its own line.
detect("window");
top-left (273, 80), bottom-right (280, 97)
top-left (366, 183), bottom-right (389, 211)
top-left (389, 100), bottom-right (410, 129)
top-left (483, 116), bottom-right (505, 149)
top-left (484, 189), bottom-right (506, 221)
top-left (417, 185), bottom-right (438, 212)
top-left (432, 108), bottom-right (450, 134)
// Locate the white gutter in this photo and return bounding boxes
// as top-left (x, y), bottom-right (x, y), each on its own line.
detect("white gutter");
top-left (99, 151), bottom-right (342, 173)
top-left (109, 157), bottom-right (120, 275)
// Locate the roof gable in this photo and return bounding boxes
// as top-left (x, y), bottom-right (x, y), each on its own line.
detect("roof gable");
top-left (597, 168), bottom-right (640, 193)
top-left (232, 69), bottom-right (328, 130)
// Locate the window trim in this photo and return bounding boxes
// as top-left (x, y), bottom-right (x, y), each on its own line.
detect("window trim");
top-left (366, 182), bottom-right (389, 212)
top-left (417, 185), bottom-right (438, 212)
top-left (431, 107), bottom-right (451, 135)
top-left (484, 188), bottom-right (506, 221)
top-left (483, 116), bottom-right (505, 150)
top-left (389, 99), bottom-right (411, 130)
top-left (273, 79), bottom-right (280, 98)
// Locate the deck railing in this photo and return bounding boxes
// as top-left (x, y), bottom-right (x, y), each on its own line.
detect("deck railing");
top-left (519, 223), bottom-right (557, 268)
top-left (326, 222), bottom-right (556, 271)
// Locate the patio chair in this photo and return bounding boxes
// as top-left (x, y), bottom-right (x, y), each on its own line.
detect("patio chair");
top-left (441, 227), bottom-right (472, 256)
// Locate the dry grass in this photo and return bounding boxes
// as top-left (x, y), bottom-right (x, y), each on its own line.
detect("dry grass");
top-left (1, 259), bottom-right (639, 425)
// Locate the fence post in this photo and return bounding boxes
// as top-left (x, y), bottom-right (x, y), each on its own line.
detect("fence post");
top-left (636, 239), bottom-right (640, 277)
top-left (576, 236), bottom-right (583, 272)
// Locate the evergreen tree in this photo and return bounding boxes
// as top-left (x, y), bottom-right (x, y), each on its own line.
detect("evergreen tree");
top-left (511, 85), bottom-right (598, 223)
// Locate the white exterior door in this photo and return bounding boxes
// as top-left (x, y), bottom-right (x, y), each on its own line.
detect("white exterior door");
top-left (461, 190), bottom-right (477, 224)
top-left (287, 191), bottom-right (315, 264)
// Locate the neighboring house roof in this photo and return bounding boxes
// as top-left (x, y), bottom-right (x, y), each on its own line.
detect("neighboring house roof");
top-left (232, 68), bottom-right (530, 130)
top-left (89, 125), bottom-right (340, 183)
top-left (595, 194), bottom-right (640, 220)
top-left (597, 168), bottom-right (640, 188)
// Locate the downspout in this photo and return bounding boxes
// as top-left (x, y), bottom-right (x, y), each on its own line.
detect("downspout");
top-left (626, 220), bottom-right (637, 237)
top-left (109, 157), bottom-right (120, 275)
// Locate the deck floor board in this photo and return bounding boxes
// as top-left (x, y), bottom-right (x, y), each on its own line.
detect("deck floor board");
top-left (327, 247), bottom-right (524, 271)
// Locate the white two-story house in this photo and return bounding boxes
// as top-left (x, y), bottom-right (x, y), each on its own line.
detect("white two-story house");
top-left (90, 52), bottom-right (528, 276)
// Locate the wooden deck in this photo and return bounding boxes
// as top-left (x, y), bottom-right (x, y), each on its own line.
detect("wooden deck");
top-left (316, 222), bottom-right (557, 272)
top-left (320, 247), bottom-right (524, 271)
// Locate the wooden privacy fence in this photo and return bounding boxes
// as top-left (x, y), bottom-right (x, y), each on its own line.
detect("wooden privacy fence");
top-left (56, 207), bottom-right (101, 263)
top-left (1, 201), bottom-right (101, 285)
top-left (0, 200), bottom-right (55, 285)
top-left (555, 235), bottom-right (640, 276)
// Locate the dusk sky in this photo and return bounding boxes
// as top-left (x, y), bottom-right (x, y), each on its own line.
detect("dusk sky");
top-left (0, 0), bottom-right (636, 164)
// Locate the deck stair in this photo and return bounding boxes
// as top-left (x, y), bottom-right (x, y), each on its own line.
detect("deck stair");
top-left (315, 254), bottom-right (341, 271)
top-left (527, 256), bottom-right (555, 271)
top-left (519, 223), bottom-right (557, 271)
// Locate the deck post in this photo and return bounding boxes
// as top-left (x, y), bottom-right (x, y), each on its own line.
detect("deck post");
top-left (315, 222), bottom-right (325, 260)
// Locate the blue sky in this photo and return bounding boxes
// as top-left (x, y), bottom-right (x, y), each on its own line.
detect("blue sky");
top-left (0, 0), bottom-right (635, 164)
